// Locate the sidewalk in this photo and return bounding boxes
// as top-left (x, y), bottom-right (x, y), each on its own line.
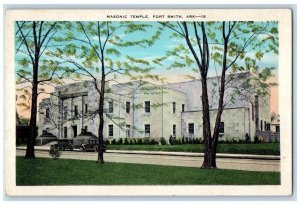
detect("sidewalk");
top-left (16, 146), bottom-right (280, 160)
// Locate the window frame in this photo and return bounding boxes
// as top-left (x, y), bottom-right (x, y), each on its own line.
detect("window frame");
top-left (108, 101), bottom-right (114, 113)
top-left (85, 104), bottom-right (88, 114)
top-left (172, 102), bottom-right (176, 113)
top-left (219, 122), bottom-right (225, 134)
top-left (45, 108), bottom-right (50, 119)
top-left (74, 105), bottom-right (78, 117)
top-left (64, 127), bottom-right (67, 138)
top-left (108, 124), bottom-right (114, 137)
top-left (188, 123), bottom-right (194, 134)
top-left (126, 101), bottom-right (130, 113)
top-left (145, 101), bottom-right (150, 113)
top-left (173, 124), bottom-right (176, 136)
top-left (276, 125), bottom-right (280, 133)
top-left (126, 124), bottom-right (131, 138)
top-left (63, 106), bottom-right (68, 120)
top-left (145, 124), bottom-right (151, 135)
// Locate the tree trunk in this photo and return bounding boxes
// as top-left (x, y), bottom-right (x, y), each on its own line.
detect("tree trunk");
top-left (200, 77), bottom-right (215, 168)
top-left (205, 32), bottom-right (228, 168)
top-left (25, 62), bottom-right (38, 158)
top-left (97, 60), bottom-right (106, 164)
top-left (97, 87), bottom-right (105, 163)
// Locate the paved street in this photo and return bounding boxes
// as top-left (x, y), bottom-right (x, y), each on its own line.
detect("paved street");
top-left (16, 148), bottom-right (280, 172)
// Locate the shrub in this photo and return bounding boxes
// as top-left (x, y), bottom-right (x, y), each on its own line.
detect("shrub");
top-left (192, 138), bottom-right (200, 144)
top-left (144, 138), bottom-right (150, 145)
top-left (160, 137), bottom-right (167, 145)
top-left (149, 138), bottom-right (158, 145)
top-left (117, 138), bottom-right (123, 145)
top-left (49, 145), bottom-right (61, 159)
top-left (124, 138), bottom-right (128, 145)
top-left (254, 136), bottom-right (264, 143)
top-left (174, 137), bottom-right (182, 145)
top-left (104, 139), bottom-right (110, 145)
top-left (111, 139), bottom-right (116, 145)
top-left (137, 138), bottom-right (143, 145)
top-left (169, 135), bottom-right (176, 145)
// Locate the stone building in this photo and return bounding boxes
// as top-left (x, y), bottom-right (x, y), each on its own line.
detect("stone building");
top-left (38, 73), bottom-right (271, 143)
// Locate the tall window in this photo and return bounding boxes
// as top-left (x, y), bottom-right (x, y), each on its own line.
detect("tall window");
top-left (145, 124), bottom-right (150, 136)
top-left (74, 105), bottom-right (78, 117)
top-left (63, 106), bottom-right (68, 120)
top-left (85, 104), bottom-right (88, 114)
top-left (108, 101), bottom-right (113, 113)
top-left (145, 101), bottom-right (150, 113)
top-left (276, 125), bottom-right (280, 133)
top-left (64, 127), bottom-right (67, 138)
top-left (126, 125), bottom-right (130, 138)
top-left (126, 102), bottom-right (130, 113)
top-left (108, 125), bottom-right (113, 137)
top-left (219, 122), bottom-right (225, 134)
top-left (173, 124), bottom-right (176, 136)
top-left (45, 108), bottom-right (50, 118)
top-left (188, 123), bottom-right (194, 134)
top-left (172, 102), bottom-right (176, 113)
top-left (182, 104), bottom-right (185, 112)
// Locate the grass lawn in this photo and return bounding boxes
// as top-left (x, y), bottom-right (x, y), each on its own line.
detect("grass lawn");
top-left (107, 143), bottom-right (280, 155)
top-left (16, 157), bottom-right (280, 185)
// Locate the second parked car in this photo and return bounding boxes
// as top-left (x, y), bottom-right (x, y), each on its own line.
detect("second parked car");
top-left (80, 139), bottom-right (106, 152)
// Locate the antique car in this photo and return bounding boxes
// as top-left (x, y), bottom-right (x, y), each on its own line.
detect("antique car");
top-left (80, 139), bottom-right (106, 152)
top-left (56, 139), bottom-right (74, 151)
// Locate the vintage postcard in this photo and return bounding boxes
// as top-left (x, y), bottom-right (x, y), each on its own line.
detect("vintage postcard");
top-left (4, 9), bottom-right (292, 196)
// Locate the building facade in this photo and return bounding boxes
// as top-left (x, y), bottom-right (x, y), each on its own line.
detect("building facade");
top-left (38, 73), bottom-right (271, 142)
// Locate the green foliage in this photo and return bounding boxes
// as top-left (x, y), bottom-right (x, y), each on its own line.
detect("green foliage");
top-left (15, 21), bottom-right (66, 87)
top-left (111, 139), bottom-right (116, 145)
top-left (169, 135), bottom-right (175, 145)
top-left (158, 21), bottom-right (278, 104)
top-left (107, 143), bottom-right (280, 155)
top-left (124, 138), bottom-right (129, 145)
top-left (49, 145), bottom-right (61, 159)
top-left (254, 136), bottom-right (264, 144)
top-left (117, 138), bottom-right (123, 145)
top-left (19, 118), bottom-right (30, 126)
top-left (160, 137), bottom-right (167, 145)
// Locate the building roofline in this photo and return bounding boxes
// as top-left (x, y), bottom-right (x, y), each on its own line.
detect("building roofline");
top-left (182, 106), bottom-right (249, 113)
top-left (163, 71), bottom-right (251, 86)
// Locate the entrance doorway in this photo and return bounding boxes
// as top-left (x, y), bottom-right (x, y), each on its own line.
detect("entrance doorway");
top-left (72, 125), bottom-right (77, 138)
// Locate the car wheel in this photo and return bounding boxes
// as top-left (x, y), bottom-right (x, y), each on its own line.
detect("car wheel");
top-left (94, 145), bottom-right (99, 152)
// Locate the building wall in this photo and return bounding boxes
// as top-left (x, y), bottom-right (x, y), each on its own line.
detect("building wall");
top-left (107, 83), bottom-right (188, 140)
top-left (181, 108), bottom-right (252, 141)
top-left (38, 76), bottom-right (271, 142)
